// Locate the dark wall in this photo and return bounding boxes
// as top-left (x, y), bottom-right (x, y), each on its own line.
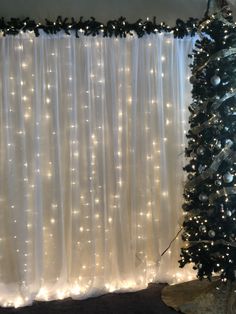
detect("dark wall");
top-left (0, 0), bottom-right (209, 23)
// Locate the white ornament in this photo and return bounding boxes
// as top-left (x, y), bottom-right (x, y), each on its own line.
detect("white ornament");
top-left (223, 172), bottom-right (234, 183)
top-left (208, 230), bottom-right (216, 238)
top-left (210, 75), bottom-right (221, 86)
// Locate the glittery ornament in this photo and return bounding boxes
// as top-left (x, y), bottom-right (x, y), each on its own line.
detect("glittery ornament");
top-left (199, 193), bottom-right (208, 202)
top-left (210, 75), bottom-right (221, 86)
top-left (225, 106), bottom-right (232, 115)
top-left (190, 152), bottom-right (197, 158)
top-left (197, 146), bottom-right (205, 155)
top-left (198, 165), bottom-right (207, 174)
top-left (208, 230), bottom-right (216, 238)
top-left (215, 141), bottom-right (222, 149)
top-left (220, 204), bottom-right (224, 211)
top-left (182, 232), bottom-right (189, 241)
top-left (215, 179), bottom-right (222, 187)
top-left (199, 225), bottom-right (207, 232)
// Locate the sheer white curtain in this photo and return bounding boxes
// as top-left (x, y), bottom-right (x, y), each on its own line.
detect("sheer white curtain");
top-left (0, 31), bottom-right (195, 307)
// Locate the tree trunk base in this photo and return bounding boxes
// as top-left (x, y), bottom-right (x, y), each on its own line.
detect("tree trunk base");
top-left (161, 278), bottom-right (236, 314)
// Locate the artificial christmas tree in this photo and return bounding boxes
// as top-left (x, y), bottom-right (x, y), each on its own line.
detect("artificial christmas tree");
top-left (162, 0), bottom-right (236, 313)
top-left (179, 0), bottom-right (236, 284)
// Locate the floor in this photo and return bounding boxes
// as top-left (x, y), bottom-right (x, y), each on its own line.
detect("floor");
top-left (0, 284), bottom-right (179, 314)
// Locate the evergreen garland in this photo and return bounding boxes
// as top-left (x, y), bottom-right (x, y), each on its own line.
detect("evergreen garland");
top-left (179, 2), bottom-right (236, 282)
top-left (0, 16), bottom-right (198, 38)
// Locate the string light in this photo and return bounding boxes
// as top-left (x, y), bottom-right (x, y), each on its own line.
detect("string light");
top-left (0, 31), bottom-right (195, 308)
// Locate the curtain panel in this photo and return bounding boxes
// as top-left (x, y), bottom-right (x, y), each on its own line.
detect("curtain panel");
top-left (0, 31), bottom-right (195, 307)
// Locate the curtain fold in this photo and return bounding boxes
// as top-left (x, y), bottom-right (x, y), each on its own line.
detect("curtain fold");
top-left (0, 31), bottom-right (195, 307)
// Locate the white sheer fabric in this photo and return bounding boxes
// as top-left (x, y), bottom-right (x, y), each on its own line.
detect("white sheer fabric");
top-left (0, 31), bottom-right (195, 307)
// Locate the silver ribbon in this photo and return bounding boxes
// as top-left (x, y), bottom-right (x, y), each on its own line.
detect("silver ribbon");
top-left (191, 113), bottom-right (220, 135)
top-left (218, 15), bottom-right (236, 27)
top-left (209, 187), bottom-right (236, 204)
top-left (211, 89), bottom-right (236, 111)
top-left (185, 140), bottom-right (233, 189)
top-left (192, 90), bottom-right (236, 119)
top-left (193, 48), bottom-right (236, 75)
top-left (192, 96), bottom-right (216, 117)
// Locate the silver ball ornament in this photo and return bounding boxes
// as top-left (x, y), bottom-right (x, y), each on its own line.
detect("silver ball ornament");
top-left (210, 75), bottom-right (221, 86)
top-left (225, 139), bottom-right (232, 145)
top-left (223, 172), bottom-right (234, 183)
top-left (199, 193), bottom-right (208, 202)
top-left (208, 230), bottom-right (216, 238)
top-left (189, 76), bottom-right (197, 84)
top-left (226, 210), bottom-right (232, 217)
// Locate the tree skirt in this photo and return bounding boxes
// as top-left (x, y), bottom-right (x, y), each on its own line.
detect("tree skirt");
top-left (161, 279), bottom-right (236, 314)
